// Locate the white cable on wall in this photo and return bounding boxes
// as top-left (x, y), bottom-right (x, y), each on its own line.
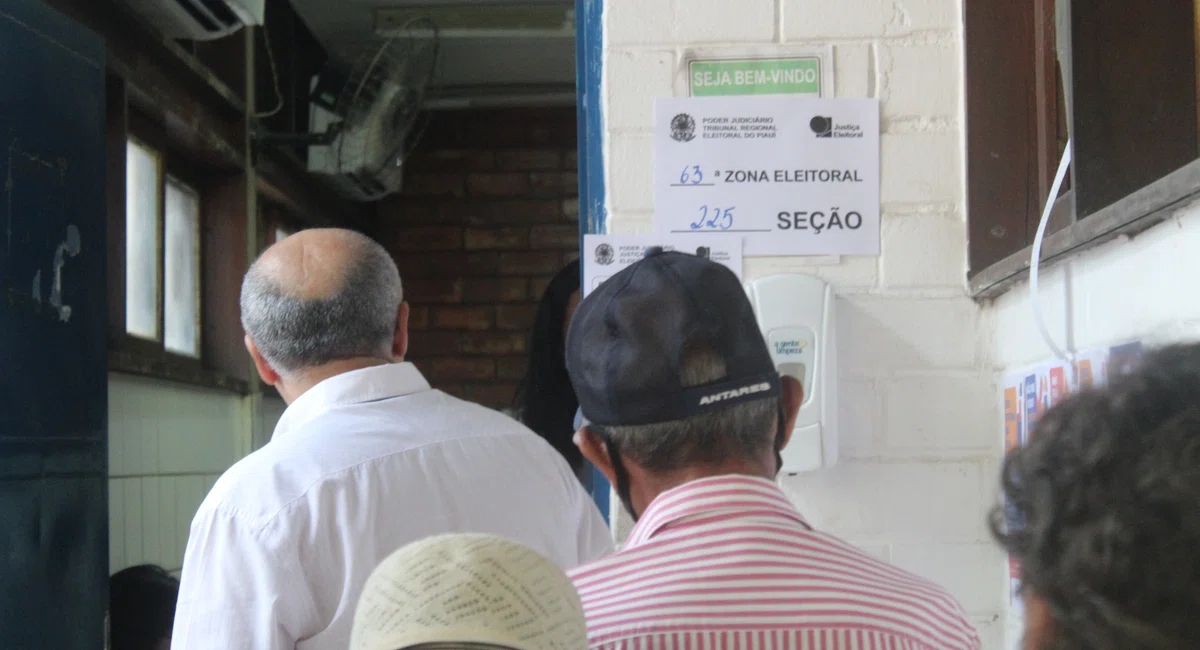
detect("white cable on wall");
top-left (1030, 139), bottom-right (1074, 364)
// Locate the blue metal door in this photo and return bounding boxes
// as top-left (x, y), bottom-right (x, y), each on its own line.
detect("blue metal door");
top-left (0, 0), bottom-right (109, 647)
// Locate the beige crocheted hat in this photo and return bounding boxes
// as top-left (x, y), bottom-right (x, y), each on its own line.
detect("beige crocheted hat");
top-left (349, 534), bottom-right (588, 650)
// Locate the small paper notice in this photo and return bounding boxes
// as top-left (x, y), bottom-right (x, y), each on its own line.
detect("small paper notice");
top-left (581, 234), bottom-right (743, 296)
top-left (654, 95), bottom-right (880, 257)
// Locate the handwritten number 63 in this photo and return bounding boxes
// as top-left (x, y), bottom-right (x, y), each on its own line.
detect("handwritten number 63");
top-left (690, 206), bottom-right (734, 230)
top-left (679, 165), bottom-right (703, 185)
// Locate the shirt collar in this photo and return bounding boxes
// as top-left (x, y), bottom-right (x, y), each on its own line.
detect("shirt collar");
top-left (625, 475), bottom-right (811, 548)
top-left (272, 362), bottom-right (431, 440)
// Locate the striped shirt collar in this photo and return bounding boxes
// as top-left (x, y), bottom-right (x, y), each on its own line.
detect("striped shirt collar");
top-left (625, 475), bottom-right (810, 547)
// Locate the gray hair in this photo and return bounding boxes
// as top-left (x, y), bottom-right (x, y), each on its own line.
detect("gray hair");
top-left (240, 234), bottom-right (403, 375)
top-left (591, 346), bottom-right (777, 472)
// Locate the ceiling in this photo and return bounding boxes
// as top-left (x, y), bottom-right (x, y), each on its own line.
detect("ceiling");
top-left (288, 0), bottom-right (577, 107)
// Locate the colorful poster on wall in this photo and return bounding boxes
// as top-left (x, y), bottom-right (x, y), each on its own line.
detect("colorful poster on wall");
top-left (999, 340), bottom-right (1145, 608)
top-left (1002, 384), bottom-right (1025, 609)
top-left (1023, 374), bottom-right (1039, 434)
top-left (1108, 342), bottom-right (1145, 384)
top-left (1073, 347), bottom-right (1110, 389)
top-left (1049, 366), bottom-right (1067, 406)
top-left (1076, 358), bottom-right (1096, 389)
top-left (1004, 387), bottom-right (1020, 451)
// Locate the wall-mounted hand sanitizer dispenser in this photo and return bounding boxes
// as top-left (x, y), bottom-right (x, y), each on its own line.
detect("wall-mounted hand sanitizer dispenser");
top-left (745, 273), bottom-right (838, 474)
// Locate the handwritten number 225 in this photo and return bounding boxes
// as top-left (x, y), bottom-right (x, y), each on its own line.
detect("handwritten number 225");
top-left (690, 206), bottom-right (734, 230)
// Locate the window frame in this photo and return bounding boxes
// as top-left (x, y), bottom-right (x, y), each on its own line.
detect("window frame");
top-left (108, 107), bottom-right (247, 393)
top-left (118, 113), bottom-right (205, 362)
top-left (966, 0), bottom-right (1200, 298)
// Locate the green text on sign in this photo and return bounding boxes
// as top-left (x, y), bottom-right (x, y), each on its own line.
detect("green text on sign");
top-left (689, 58), bottom-right (822, 97)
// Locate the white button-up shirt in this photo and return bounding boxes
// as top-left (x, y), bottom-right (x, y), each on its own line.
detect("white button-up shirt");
top-left (171, 363), bottom-right (613, 650)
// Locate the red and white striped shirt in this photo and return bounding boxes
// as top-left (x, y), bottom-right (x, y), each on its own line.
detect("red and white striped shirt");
top-left (569, 476), bottom-right (980, 650)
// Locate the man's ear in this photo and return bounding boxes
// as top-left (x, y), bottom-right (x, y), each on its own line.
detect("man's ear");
top-left (245, 335), bottom-right (280, 386)
top-left (575, 427), bottom-right (617, 486)
top-left (778, 375), bottom-right (804, 450)
top-left (392, 301), bottom-right (410, 360)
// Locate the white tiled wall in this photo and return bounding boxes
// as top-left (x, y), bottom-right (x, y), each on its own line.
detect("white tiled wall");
top-left (602, 1), bottom-right (1004, 648)
top-left (108, 373), bottom-right (286, 573)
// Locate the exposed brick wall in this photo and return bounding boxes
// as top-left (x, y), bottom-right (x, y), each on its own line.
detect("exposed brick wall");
top-left (377, 108), bottom-right (579, 411)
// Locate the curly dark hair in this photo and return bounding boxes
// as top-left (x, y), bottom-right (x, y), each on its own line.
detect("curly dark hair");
top-left (990, 343), bottom-right (1200, 650)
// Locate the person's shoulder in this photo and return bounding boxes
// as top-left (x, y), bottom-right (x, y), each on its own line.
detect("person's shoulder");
top-left (427, 390), bottom-right (567, 452)
top-left (812, 532), bottom-right (980, 645)
top-left (190, 442), bottom-right (313, 533)
top-left (835, 534), bottom-right (966, 603)
top-left (429, 390), bottom-right (527, 429)
top-left (567, 542), bottom-right (640, 590)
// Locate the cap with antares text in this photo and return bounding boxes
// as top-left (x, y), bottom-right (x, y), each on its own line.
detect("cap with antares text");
top-left (566, 248), bottom-right (779, 427)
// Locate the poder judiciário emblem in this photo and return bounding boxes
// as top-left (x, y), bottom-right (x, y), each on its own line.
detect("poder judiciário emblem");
top-left (670, 113), bottom-right (696, 142)
top-left (594, 243), bottom-right (615, 265)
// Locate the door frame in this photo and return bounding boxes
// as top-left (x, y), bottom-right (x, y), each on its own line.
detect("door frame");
top-left (574, 0), bottom-right (611, 525)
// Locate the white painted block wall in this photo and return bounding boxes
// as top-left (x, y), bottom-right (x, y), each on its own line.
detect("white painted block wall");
top-left (108, 373), bottom-right (286, 573)
top-left (603, 0), bottom-right (1005, 646)
top-left (986, 202), bottom-right (1200, 370)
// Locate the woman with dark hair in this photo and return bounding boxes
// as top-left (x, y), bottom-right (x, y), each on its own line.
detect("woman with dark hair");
top-left (512, 259), bottom-right (585, 479)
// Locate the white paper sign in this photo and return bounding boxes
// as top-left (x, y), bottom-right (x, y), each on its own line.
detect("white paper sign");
top-left (655, 96), bottom-right (880, 256)
top-left (582, 234), bottom-right (743, 296)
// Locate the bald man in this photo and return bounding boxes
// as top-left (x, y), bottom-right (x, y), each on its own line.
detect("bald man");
top-left (171, 229), bottom-right (612, 650)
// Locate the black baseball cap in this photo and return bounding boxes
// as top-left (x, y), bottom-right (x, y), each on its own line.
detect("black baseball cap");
top-left (566, 248), bottom-right (780, 427)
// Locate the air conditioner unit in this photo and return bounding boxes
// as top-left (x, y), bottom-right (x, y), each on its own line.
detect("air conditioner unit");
top-left (117, 0), bottom-right (265, 41)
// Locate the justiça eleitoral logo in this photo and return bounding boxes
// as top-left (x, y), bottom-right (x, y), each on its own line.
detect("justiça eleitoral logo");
top-left (810, 115), bottom-right (864, 139)
top-left (810, 116), bottom-right (833, 138)
top-left (670, 113), bottom-right (696, 142)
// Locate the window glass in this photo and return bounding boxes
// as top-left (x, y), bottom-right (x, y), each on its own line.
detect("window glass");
top-left (125, 140), bottom-right (160, 340)
top-left (164, 177), bottom-right (201, 358)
